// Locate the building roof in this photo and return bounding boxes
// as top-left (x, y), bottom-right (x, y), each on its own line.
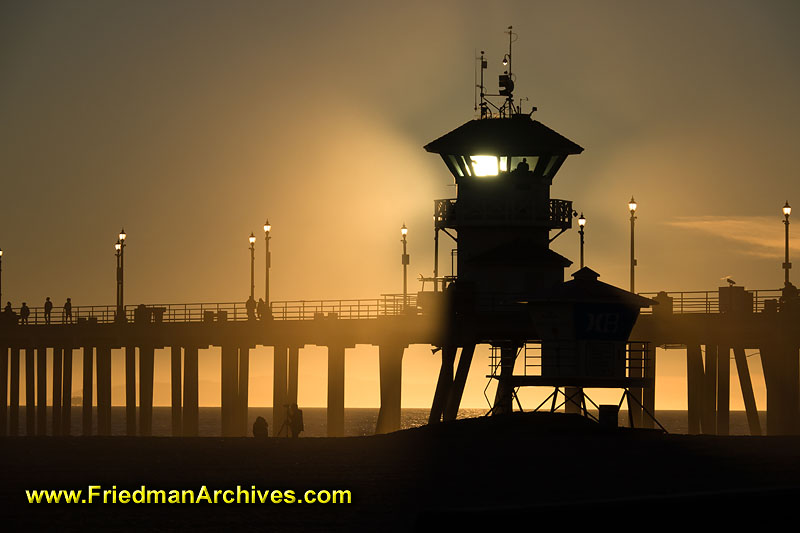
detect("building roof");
top-left (424, 114), bottom-right (584, 156)
top-left (532, 267), bottom-right (656, 308)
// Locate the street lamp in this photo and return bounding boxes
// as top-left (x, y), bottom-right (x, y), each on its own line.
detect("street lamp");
top-left (249, 233), bottom-right (256, 300)
top-left (578, 213), bottom-right (586, 268)
top-left (0, 248), bottom-right (4, 306)
top-left (263, 220), bottom-right (271, 309)
top-left (629, 197), bottom-right (637, 293)
top-left (116, 228), bottom-right (126, 321)
top-left (401, 224), bottom-right (409, 310)
top-left (784, 201), bottom-right (792, 285)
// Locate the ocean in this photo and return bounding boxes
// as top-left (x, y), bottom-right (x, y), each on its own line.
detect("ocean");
top-left (7, 407), bottom-right (765, 436)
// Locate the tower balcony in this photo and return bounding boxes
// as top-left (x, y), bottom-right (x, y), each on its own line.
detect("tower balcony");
top-left (434, 198), bottom-right (573, 230)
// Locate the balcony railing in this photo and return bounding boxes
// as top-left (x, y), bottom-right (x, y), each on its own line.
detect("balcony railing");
top-left (434, 197), bottom-right (573, 229)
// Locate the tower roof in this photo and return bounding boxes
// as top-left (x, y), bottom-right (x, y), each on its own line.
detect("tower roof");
top-left (424, 114), bottom-right (584, 156)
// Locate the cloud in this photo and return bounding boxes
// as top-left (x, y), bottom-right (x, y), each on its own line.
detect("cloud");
top-left (667, 216), bottom-right (793, 259)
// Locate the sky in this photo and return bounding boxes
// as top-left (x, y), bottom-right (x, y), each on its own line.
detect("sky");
top-left (2, 1), bottom-right (800, 411)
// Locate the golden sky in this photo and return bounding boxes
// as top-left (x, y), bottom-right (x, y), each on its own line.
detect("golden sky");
top-left (2, 1), bottom-right (799, 409)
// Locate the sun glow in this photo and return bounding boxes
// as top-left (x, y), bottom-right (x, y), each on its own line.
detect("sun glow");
top-left (470, 155), bottom-right (499, 177)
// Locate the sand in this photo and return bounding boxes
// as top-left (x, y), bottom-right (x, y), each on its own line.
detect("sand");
top-left (2, 412), bottom-right (800, 530)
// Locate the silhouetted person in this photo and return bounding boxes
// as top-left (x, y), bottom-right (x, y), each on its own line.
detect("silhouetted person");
top-left (44, 297), bottom-right (53, 324)
top-left (63, 298), bottom-right (72, 323)
top-left (516, 157), bottom-right (529, 172)
top-left (2, 302), bottom-right (15, 326)
top-left (252, 416), bottom-right (269, 439)
top-left (3, 301), bottom-right (11, 314)
top-left (19, 302), bottom-right (30, 325)
top-left (781, 281), bottom-right (800, 313)
top-left (289, 403), bottom-right (304, 438)
top-left (257, 298), bottom-right (266, 320)
top-left (246, 296), bottom-right (256, 321)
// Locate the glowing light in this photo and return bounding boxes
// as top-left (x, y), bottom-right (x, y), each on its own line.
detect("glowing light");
top-left (628, 196), bottom-right (637, 214)
top-left (784, 201), bottom-right (791, 217)
top-left (401, 224), bottom-right (408, 236)
top-left (119, 228), bottom-right (126, 241)
top-left (115, 242), bottom-right (121, 251)
top-left (578, 213), bottom-right (586, 227)
top-left (470, 155), bottom-right (499, 177)
top-left (249, 233), bottom-right (256, 245)
top-left (264, 219), bottom-right (271, 233)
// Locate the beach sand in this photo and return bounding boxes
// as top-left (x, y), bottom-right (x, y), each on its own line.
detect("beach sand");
top-left (3, 412), bottom-right (800, 530)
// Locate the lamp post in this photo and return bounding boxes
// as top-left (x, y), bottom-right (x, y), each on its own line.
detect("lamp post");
top-left (628, 197), bottom-right (637, 293)
top-left (0, 248), bottom-right (3, 307)
top-left (401, 224), bottom-right (409, 310)
top-left (263, 220), bottom-right (271, 307)
top-left (784, 201), bottom-right (792, 285)
top-left (117, 228), bottom-right (126, 321)
top-left (249, 233), bottom-right (256, 300)
top-left (578, 213), bottom-right (586, 268)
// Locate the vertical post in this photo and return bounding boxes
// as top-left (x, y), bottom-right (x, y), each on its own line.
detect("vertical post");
top-left (249, 233), bottom-right (256, 300)
top-left (444, 344), bottom-right (476, 421)
top-left (628, 343), bottom-right (643, 428)
top-left (139, 346), bottom-right (155, 436)
top-left (433, 227), bottom-right (439, 292)
top-left (642, 345), bottom-right (656, 428)
top-left (492, 345), bottom-right (518, 416)
top-left (52, 347), bottom-right (62, 436)
top-left (326, 345), bottom-right (345, 437)
top-left (273, 346), bottom-right (288, 436)
top-left (183, 346), bottom-right (199, 436)
top-left (629, 197), bottom-right (637, 293)
top-left (61, 347), bottom-right (72, 435)
top-left (0, 346), bottom-right (7, 436)
top-left (238, 346), bottom-right (250, 436)
top-left (96, 346), bottom-right (112, 436)
top-left (376, 344), bottom-right (405, 434)
top-left (26, 347), bottom-right (35, 435)
top-left (37, 347), bottom-right (47, 435)
top-left (221, 345), bottom-right (239, 437)
top-left (171, 345), bottom-right (182, 436)
top-left (717, 345), bottom-right (730, 435)
top-left (264, 220), bottom-right (271, 307)
top-left (287, 346), bottom-right (299, 407)
top-left (10, 348), bottom-right (20, 436)
top-left (82, 345), bottom-right (92, 436)
top-left (733, 347), bottom-right (761, 436)
top-left (125, 346), bottom-right (136, 436)
top-left (784, 202), bottom-right (791, 285)
top-left (703, 344), bottom-right (718, 435)
top-left (686, 344), bottom-right (704, 434)
top-left (401, 225), bottom-right (409, 309)
top-left (578, 212), bottom-right (585, 269)
top-left (428, 345), bottom-right (455, 424)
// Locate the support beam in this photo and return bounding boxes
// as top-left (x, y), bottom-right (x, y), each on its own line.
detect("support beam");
top-left (37, 347), bottom-right (47, 435)
top-left (784, 343), bottom-right (800, 434)
top-left (564, 386), bottom-right (583, 415)
top-left (716, 345), bottom-right (730, 435)
top-left (52, 347), bottom-right (62, 436)
top-left (171, 345), bottom-right (182, 436)
top-left (444, 344), bottom-right (476, 421)
top-left (0, 346), bottom-right (7, 436)
top-left (220, 345), bottom-right (238, 437)
top-left (702, 344), bottom-right (717, 435)
top-left (96, 346), bottom-right (112, 436)
top-left (686, 344), bottom-right (704, 434)
top-left (273, 346), bottom-right (288, 437)
top-left (82, 345), bottom-right (93, 436)
top-left (287, 346), bottom-right (299, 406)
top-left (628, 342), bottom-right (644, 428)
top-left (733, 347), bottom-right (761, 436)
top-left (429, 345), bottom-right (455, 424)
top-left (376, 344), bottom-right (404, 434)
top-left (26, 347), bottom-right (35, 435)
top-left (238, 346), bottom-right (250, 436)
top-left (326, 345), bottom-right (345, 437)
top-left (183, 347), bottom-right (199, 436)
top-left (10, 347), bottom-right (19, 436)
top-left (139, 346), bottom-right (155, 436)
top-left (62, 348), bottom-right (72, 436)
top-left (642, 345), bottom-right (656, 429)
top-left (760, 344), bottom-right (783, 435)
top-left (492, 345), bottom-right (518, 416)
top-left (125, 346), bottom-right (136, 436)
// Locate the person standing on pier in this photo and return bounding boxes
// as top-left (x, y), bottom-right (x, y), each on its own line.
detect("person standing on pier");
top-left (289, 404), bottom-right (304, 438)
top-left (256, 298), bottom-right (266, 320)
top-left (19, 302), bottom-right (30, 324)
top-left (63, 297), bottom-right (72, 323)
top-left (44, 297), bottom-right (53, 324)
top-left (246, 295), bottom-right (257, 321)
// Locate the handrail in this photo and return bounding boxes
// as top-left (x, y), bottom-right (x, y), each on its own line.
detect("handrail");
top-left (638, 289), bottom-right (783, 314)
top-left (0, 294), bottom-right (418, 326)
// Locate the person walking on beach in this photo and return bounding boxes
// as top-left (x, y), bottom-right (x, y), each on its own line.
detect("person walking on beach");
top-left (44, 297), bottom-right (53, 324)
top-left (253, 416), bottom-right (269, 439)
top-left (289, 404), bottom-right (304, 438)
top-left (63, 298), bottom-right (72, 323)
top-left (19, 302), bottom-right (30, 325)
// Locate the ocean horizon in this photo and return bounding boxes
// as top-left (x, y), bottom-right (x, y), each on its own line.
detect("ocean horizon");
top-left (7, 407), bottom-right (766, 437)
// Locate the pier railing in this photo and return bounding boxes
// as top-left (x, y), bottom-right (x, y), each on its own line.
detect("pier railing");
top-left (0, 294), bottom-right (418, 326)
top-left (637, 289), bottom-right (783, 314)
